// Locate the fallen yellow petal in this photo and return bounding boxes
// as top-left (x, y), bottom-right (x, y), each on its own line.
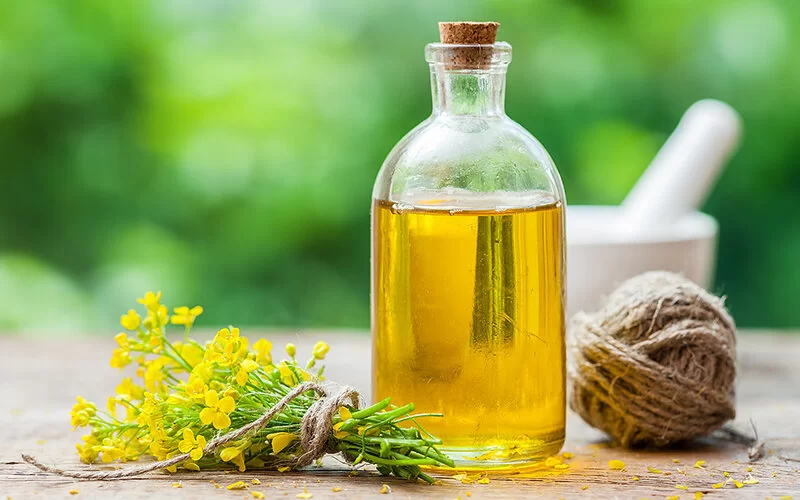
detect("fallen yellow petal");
top-left (779, 496), bottom-right (793, 500)
top-left (647, 466), bottom-right (662, 474)
top-left (278, 466), bottom-right (291, 473)
top-left (608, 459), bottom-right (625, 470)
top-left (562, 451), bottom-right (574, 459)
top-left (676, 484), bottom-right (688, 490)
top-left (297, 486), bottom-right (313, 499)
top-left (227, 481), bottom-right (248, 490)
top-left (252, 492), bottom-right (265, 500)
top-left (331, 487), bottom-right (343, 493)
top-left (673, 458), bottom-right (680, 464)
top-left (712, 483), bottom-right (724, 489)
top-left (581, 485), bottom-right (589, 490)
top-left (742, 478), bottom-right (759, 485)
top-left (666, 496), bottom-right (679, 500)
top-left (631, 476), bottom-right (639, 481)
top-left (252, 478), bottom-right (261, 485)
top-left (723, 471), bottom-right (730, 477)
top-left (477, 477), bottom-right (490, 484)
top-left (172, 482), bottom-right (182, 488)
top-left (733, 480), bottom-right (743, 488)
top-left (746, 465), bottom-right (752, 472)
top-left (69, 491), bottom-right (79, 496)
top-left (554, 464), bottom-right (569, 470)
top-left (694, 460), bottom-right (706, 468)
top-left (694, 493), bottom-right (703, 500)
top-left (545, 457), bottom-right (562, 467)
top-left (380, 484), bottom-right (391, 494)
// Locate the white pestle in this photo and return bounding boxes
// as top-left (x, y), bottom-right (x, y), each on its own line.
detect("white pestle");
top-left (620, 99), bottom-right (743, 231)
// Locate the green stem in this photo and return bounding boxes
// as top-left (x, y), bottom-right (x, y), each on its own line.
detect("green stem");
top-left (350, 398), bottom-right (391, 419)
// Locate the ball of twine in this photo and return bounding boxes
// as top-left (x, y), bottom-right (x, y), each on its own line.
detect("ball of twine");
top-left (568, 271), bottom-right (737, 447)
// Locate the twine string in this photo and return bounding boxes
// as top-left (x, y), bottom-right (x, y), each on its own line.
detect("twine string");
top-left (568, 271), bottom-right (737, 448)
top-left (22, 382), bottom-right (359, 480)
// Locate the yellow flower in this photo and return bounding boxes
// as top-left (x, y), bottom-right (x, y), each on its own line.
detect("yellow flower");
top-left (175, 342), bottom-right (204, 368)
top-left (199, 390), bottom-right (235, 429)
top-left (236, 359), bottom-right (259, 386)
top-left (312, 341), bottom-right (330, 360)
top-left (185, 376), bottom-right (208, 402)
top-left (332, 422), bottom-right (350, 439)
top-left (143, 305), bottom-right (170, 332)
top-left (285, 343), bottom-right (296, 358)
top-left (178, 429), bottom-right (207, 461)
top-left (120, 310), bottom-right (141, 331)
top-left (253, 338), bottom-right (273, 365)
top-left (143, 358), bottom-right (167, 392)
top-left (116, 377), bottom-right (144, 401)
top-left (278, 362), bottom-right (298, 386)
top-left (205, 327), bottom-right (249, 367)
top-left (220, 446), bottom-right (247, 472)
top-left (76, 434), bottom-right (99, 463)
top-left (70, 396), bottom-right (96, 429)
top-left (183, 462), bottom-right (200, 471)
top-left (267, 432), bottom-right (297, 454)
top-left (110, 333), bottom-right (132, 369)
top-left (99, 438), bottom-right (125, 463)
top-left (107, 396), bottom-right (118, 415)
top-left (171, 306), bottom-right (203, 327)
top-left (227, 481), bottom-right (248, 490)
top-left (137, 291), bottom-right (163, 312)
top-left (338, 407), bottom-right (353, 421)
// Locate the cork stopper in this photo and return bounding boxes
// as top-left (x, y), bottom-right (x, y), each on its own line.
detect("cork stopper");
top-left (438, 22), bottom-right (499, 45)
top-left (436, 22), bottom-right (499, 69)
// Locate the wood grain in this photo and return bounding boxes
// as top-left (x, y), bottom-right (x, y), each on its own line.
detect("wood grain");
top-left (1, 331), bottom-right (799, 498)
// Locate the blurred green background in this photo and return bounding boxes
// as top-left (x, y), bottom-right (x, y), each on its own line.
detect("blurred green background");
top-left (0, 0), bottom-right (797, 332)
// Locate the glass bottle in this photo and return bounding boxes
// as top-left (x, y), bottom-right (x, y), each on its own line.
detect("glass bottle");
top-left (371, 23), bottom-right (566, 469)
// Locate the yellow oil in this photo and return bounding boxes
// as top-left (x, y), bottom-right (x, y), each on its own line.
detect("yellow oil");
top-left (372, 196), bottom-right (565, 468)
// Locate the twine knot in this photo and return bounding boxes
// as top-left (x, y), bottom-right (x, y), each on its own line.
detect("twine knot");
top-left (568, 271), bottom-right (737, 447)
top-left (23, 382), bottom-right (360, 479)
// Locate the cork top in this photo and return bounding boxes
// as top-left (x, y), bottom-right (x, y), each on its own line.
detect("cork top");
top-left (432, 22), bottom-right (502, 69)
top-left (438, 22), bottom-right (499, 45)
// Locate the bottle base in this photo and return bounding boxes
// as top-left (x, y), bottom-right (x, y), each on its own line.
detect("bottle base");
top-left (427, 432), bottom-right (565, 471)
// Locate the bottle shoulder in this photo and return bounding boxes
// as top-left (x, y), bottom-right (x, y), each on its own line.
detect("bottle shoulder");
top-left (373, 114), bottom-right (564, 205)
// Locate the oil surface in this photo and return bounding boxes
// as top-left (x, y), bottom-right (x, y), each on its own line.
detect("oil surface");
top-left (372, 195), bottom-right (566, 468)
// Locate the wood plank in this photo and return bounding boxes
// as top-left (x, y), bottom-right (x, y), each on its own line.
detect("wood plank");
top-left (1, 331), bottom-right (799, 498)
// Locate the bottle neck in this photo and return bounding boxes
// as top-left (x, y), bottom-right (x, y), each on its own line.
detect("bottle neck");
top-left (430, 67), bottom-right (507, 117)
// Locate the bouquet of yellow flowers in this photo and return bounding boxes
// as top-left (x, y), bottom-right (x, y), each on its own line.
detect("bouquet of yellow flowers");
top-left (62, 292), bottom-right (452, 483)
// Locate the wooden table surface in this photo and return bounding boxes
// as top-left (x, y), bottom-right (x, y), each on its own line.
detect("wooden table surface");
top-left (1, 331), bottom-right (799, 499)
